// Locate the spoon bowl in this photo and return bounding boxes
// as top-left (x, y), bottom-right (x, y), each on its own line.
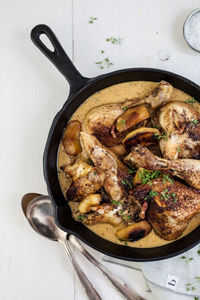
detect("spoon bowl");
top-left (26, 196), bottom-right (59, 241)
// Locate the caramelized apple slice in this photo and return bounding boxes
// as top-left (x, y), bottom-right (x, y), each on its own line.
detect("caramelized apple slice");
top-left (116, 220), bottom-right (152, 241)
top-left (116, 105), bottom-right (150, 133)
top-left (123, 127), bottom-right (160, 150)
top-left (62, 120), bottom-right (82, 155)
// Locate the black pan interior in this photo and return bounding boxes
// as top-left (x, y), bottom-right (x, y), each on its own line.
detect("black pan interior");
top-left (43, 68), bottom-right (200, 261)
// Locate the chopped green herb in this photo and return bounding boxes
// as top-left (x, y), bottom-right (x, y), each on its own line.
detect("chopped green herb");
top-left (160, 189), bottom-right (171, 201)
top-left (198, 250), bottom-right (200, 255)
top-left (128, 169), bottom-right (134, 174)
top-left (145, 190), bottom-right (159, 200)
top-left (95, 57), bottom-right (113, 69)
top-left (121, 179), bottom-right (132, 188)
top-left (119, 210), bottom-right (131, 222)
top-left (139, 169), bottom-right (161, 185)
top-left (185, 97), bottom-right (196, 105)
top-left (77, 215), bottom-right (85, 221)
top-left (93, 171), bottom-right (97, 175)
top-left (177, 147), bottom-right (181, 153)
top-left (154, 132), bottom-right (168, 141)
top-left (118, 119), bottom-right (126, 126)
top-left (191, 119), bottom-right (199, 128)
top-left (173, 198), bottom-right (178, 203)
top-left (89, 17), bottom-right (98, 24)
top-left (185, 283), bottom-right (196, 292)
top-left (100, 50), bottom-right (105, 54)
top-left (195, 276), bottom-right (200, 280)
top-left (112, 200), bottom-right (122, 206)
top-left (106, 37), bottom-right (123, 45)
top-left (181, 256), bottom-right (194, 263)
top-left (162, 174), bottom-right (174, 184)
top-left (194, 297), bottom-right (199, 300)
top-left (122, 106), bottom-right (127, 111)
top-left (192, 119), bottom-right (198, 124)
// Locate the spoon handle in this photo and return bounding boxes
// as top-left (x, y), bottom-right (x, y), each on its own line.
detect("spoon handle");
top-left (61, 240), bottom-right (102, 300)
top-left (68, 235), bottom-right (145, 300)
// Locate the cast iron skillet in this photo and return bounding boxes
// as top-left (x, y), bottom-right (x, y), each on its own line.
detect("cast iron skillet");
top-left (31, 24), bottom-right (200, 261)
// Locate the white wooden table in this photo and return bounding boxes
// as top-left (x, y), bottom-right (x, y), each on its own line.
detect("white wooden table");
top-left (1, 1), bottom-right (200, 299)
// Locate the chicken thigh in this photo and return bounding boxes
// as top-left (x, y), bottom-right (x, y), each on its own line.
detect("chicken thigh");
top-left (83, 81), bottom-right (173, 146)
top-left (133, 178), bottom-right (200, 240)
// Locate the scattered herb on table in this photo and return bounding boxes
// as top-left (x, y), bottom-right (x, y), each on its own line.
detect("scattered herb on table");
top-left (106, 37), bottom-right (123, 44)
top-left (185, 283), bottom-right (196, 291)
top-left (185, 97), bottom-right (196, 105)
top-left (154, 132), bottom-right (168, 141)
top-left (195, 276), bottom-right (200, 280)
top-left (77, 215), bottom-right (85, 221)
top-left (162, 174), bottom-right (174, 184)
top-left (95, 57), bottom-right (113, 69)
top-left (100, 50), bottom-right (105, 54)
top-left (88, 17), bottom-right (98, 24)
top-left (181, 256), bottom-right (194, 263)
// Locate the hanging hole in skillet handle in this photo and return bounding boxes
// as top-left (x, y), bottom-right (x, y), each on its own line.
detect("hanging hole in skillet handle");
top-left (31, 24), bottom-right (90, 95)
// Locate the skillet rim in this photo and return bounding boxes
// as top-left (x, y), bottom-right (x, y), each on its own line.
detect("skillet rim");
top-left (43, 67), bottom-right (200, 261)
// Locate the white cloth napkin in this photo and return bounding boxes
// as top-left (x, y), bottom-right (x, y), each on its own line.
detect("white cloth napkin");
top-left (103, 244), bottom-right (200, 300)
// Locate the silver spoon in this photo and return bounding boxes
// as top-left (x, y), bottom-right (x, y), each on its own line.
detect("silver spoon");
top-left (24, 195), bottom-right (101, 300)
top-left (22, 194), bottom-right (145, 300)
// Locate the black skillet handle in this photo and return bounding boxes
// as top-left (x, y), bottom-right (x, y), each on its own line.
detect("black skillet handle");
top-left (31, 24), bottom-right (89, 95)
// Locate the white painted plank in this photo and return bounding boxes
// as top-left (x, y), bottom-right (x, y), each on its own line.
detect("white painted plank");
top-left (0, 1), bottom-right (75, 299)
top-left (73, 0), bottom-right (200, 86)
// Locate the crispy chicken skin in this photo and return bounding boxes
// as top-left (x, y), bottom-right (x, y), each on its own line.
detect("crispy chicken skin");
top-left (82, 81), bottom-right (173, 146)
top-left (80, 132), bottom-right (131, 201)
top-left (125, 145), bottom-right (200, 189)
top-left (133, 178), bottom-right (200, 240)
top-left (159, 102), bottom-right (200, 159)
top-left (63, 161), bottom-right (105, 201)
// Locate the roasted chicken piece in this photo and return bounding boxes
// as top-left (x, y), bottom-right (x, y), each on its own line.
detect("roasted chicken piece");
top-left (125, 145), bottom-right (200, 189)
top-left (159, 101), bottom-right (200, 159)
top-left (82, 81), bottom-right (173, 146)
top-left (63, 161), bottom-right (105, 201)
top-left (80, 132), bottom-right (132, 201)
top-left (83, 203), bottom-right (122, 226)
top-left (133, 178), bottom-right (200, 240)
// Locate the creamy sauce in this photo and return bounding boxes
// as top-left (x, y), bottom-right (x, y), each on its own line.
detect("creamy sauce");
top-left (57, 81), bottom-right (200, 248)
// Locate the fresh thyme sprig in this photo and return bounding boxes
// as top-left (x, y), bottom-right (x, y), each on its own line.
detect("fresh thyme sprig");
top-left (106, 37), bottom-right (123, 44)
top-left (88, 17), bottom-right (98, 24)
top-left (185, 98), bottom-right (196, 105)
top-left (139, 169), bottom-right (161, 185)
top-left (95, 57), bottom-right (113, 69)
